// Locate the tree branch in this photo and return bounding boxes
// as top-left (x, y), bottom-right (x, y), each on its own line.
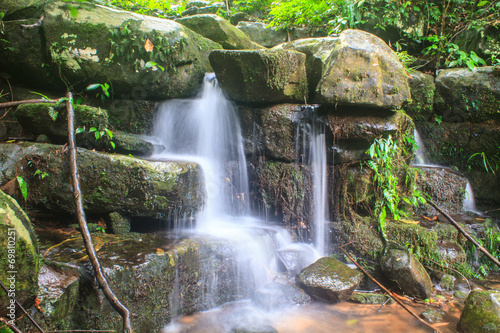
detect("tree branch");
top-left (65, 92), bottom-right (133, 333)
top-left (0, 99), bottom-right (58, 108)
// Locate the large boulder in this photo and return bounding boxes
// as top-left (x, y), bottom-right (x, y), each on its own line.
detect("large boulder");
top-left (459, 290), bottom-right (500, 333)
top-left (315, 29), bottom-right (410, 109)
top-left (176, 14), bottom-right (263, 50)
top-left (42, 1), bottom-right (222, 100)
top-left (434, 67), bottom-right (500, 123)
top-left (405, 71), bottom-right (435, 122)
top-left (236, 21), bottom-right (288, 48)
top-left (295, 257), bottom-right (363, 303)
top-left (0, 0), bottom-right (45, 19)
top-left (380, 246), bottom-right (433, 299)
top-left (209, 49), bottom-right (308, 104)
top-left (0, 190), bottom-right (40, 317)
top-left (0, 143), bottom-right (203, 218)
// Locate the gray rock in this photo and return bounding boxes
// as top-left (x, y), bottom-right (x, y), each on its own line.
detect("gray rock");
top-left (186, 0), bottom-right (210, 9)
top-left (349, 292), bottom-right (394, 304)
top-left (405, 71), bottom-right (435, 122)
top-left (295, 257), bottom-right (363, 303)
top-left (315, 29), bottom-right (410, 109)
top-left (209, 49), bottom-right (308, 104)
top-left (380, 246), bottom-right (433, 299)
top-left (459, 290), bottom-right (500, 333)
top-left (236, 21), bottom-right (287, 48)
top-left (420, 308), bottom-right (446, 323)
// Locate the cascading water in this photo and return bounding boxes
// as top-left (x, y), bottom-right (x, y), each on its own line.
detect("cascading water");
top-left (152, 74), bottom-right (320, 320)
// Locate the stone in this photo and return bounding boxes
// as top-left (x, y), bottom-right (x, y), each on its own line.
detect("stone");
top-left (236, 21), bottom-right (288, 48)
top-left (420, 308), bottom-right (446, 324)
top-left (0, 143), bottom-right (204, 218)
top-left (439, 274), bottom-right (456, 291)
top-left (0, 0), bottom-right (45, 19)
top-left (112, 132), bottom-right (154, 156)
top-left (186, 0), bottom-right (210, 8)
top-left (459, 290), bottom-right (500, 333)
top-left (405, 71), bottom-right (435, 122)
top-left (434, 67), bottom-right (500, 123)
top-left (99, 99), bottom-right (157, 135)
top-left (42, 1), bottom-right (222, 100)
top-left (315, 29), bottom-right (410, 109)
top-left (230, 12), bottom-right (249, 26)
top-left (176, 14), bottom-right (262, 50)
top-left (436, 241), bottom-right (467, 265)
top-left (380, 246), bottom-right (433, 299)
top-left (295, 257), bottom-right (363, 303)
top-left (107, 212), bottom-right (131, 234)
top-left (209, 49), bottom-right (308, 104)
top-left (0, 190), bottom-right (40, 317)
top-left (349, 292), bottom-right (394, 304)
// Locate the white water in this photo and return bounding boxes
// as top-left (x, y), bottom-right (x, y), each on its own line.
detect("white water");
top-left (152, 74), bottom-right (320, 312)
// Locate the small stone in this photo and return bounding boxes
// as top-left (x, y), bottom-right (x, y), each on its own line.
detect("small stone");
top-left (349, 292), bottom-right (394, 304)
top-left (420, 308), bottom-right (446, 323)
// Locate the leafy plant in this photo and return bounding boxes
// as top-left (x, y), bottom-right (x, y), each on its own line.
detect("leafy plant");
top-left (76, 126), bottom-right (116, 150)
top-left (16, 176), bottom-right (28, 201)
top-left (468, 150), bottom-right (499, 174)
top-left (34, 169), bottom-right (49, 179)
top-left (86, 83), bottom-right (110, 101)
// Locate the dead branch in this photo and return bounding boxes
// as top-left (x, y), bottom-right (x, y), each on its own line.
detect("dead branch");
top-left (65, 92), bottom-right (133, 333)
top-left (0, 280), bottom-right (45, 332)
top-left (338, 244), bottom-right (442, 333)
top-left (20, 14), bottom-right (44, 29)
top-left (0, 99), bottom-right (58, 108)
top-left (428, 200), bottom-right (500, 268)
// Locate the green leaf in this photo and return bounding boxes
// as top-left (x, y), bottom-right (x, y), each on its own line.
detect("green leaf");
top-left (76, 97), bottom-right (83, 105)
top-left (104, 128), bottom-right (113, 139)
top-left (68, 5), bottom-right (79, 18)
top-left (0, 12), bottom-right (4, 20)
top-left (110, 141), bottom-right (116, 149)
top-left (89, 127), bottom-right (97, 132)
top-left (413, 6), bottom-right (420, 11)
top-left (30, 91), bottom-right (50, 100)
top-left (86, 83), bottom-right (102, 91)
top-left (477, 1), bottom-right (489, 6)
top-left (95, 131), bottom-right (100, 140)
top-left (75, 127), bottom-right (85, 135)
top-left (48, 107), bottom-right (58, 121)
top-left (16, 176), bottom-right (28, 201)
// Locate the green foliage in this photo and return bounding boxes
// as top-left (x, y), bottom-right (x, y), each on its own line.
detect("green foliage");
top-left (468, 150), bottom-right (500, 174)
top-left (86, 83), bottom-right (110, 101)
top-left (234, 0), bottom-right (272, 14)
top-left (16, 176), bottom-right (28, 201)
top-left (76, 126), bottom-right (116, 150)
top-left (34, 169), bottom-right (49, 179)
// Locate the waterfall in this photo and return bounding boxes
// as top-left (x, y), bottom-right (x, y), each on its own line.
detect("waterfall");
top-left (413, 129), bottom-right (427, 165)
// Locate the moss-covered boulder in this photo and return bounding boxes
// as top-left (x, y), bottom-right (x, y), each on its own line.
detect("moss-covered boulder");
top-left (315, 29), bottom-right (410, 109)
top-left (459, 290), bottom-right (500, 333)
top-left (112, 132), bottom-right (154, 156)
top-left (0, 143), bottom-right (203, 218)
top-left (0, 190), bottom-right (40, 317)
top-left (405, 71), bottom-right (435, 122)
top-left (380, 246), bottom-right (433, 299)
top-left (236, 21), bottom-right (288, 48)
top-left (43, 1), bottom-right (222, 100)
top-left (295, 257), bottom-right (363, 303)
top-left (176, 14), bottom-right (263, 50)
top-left (99, 99), bottom-right (157, 135)
top-left (209, 49), bottom-right (308, 104)
top-left (434, 67), bottom-right (500, 123)
top-left (0, 0), bottom-right (45, 19)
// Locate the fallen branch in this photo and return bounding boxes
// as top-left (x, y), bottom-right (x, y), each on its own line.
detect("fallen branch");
top-left (0, 99), bottom-right (58, 108)
top-left (0, 280), bottom-right (45, 333)
top-left (428, 200), bottom-right (500, 268)
top-left (0, 317), bottom-right (23, 333)
top-left (66, 92), bottom-right (133, 333)
top-left (20, 14), bottom-right (45, 28)
top-left (339, 244), bottom-right (442, 333)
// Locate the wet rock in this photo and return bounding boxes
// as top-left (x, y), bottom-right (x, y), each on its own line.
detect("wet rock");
top-left (254, 282), bottom-right (311, 310)
top-left (295, 257), bottom-right (363, 303)
top-left (209, 49), bottom-right (308, 104)
top-left (454, 290), bottom-right (469, 300)
top-left (380, 246), bottom-right (433, 299)
top-left (230, 12), bottom-right (249, 26)
top-left (405, 71), bottom-right (435, 122)
top-left (436, 241), bottom-right (466, 265)
top-left (349, 292), bottom-right (394, 304)
top-left (315, 29), bottom-right (410, 109)
top-left (439, 274), bottom-right (456, 291)
top-left (420, 308), bottom-right (446, 324)
top-left (0, 190), bottom-right (40, 317)
top-left (177, 14), bottom-right (262, 50)
top-left (0, 143), bottom-right (203, 218)
top-left (107, 212), bottom-right (131, 234)
top-left (43, 1), bottom-right (221, 100)
top-left (99, 99), bottom-right (157, 135)
top-left (112, 132), bottom-right (154, 156)
top-left (434, 67), bottom-right (500, 123)
top-left (459, 290), bottom-right (500, 333)
top-left (236, 21), bottom-right (288, 48)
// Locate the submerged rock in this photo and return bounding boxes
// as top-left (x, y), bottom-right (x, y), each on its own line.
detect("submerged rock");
top-left (176, 14), bottom-right (262, 50)
top-left (459, 290), bottom-right (500, 333)
top-left (0, 190), bottom-right (40, 317)
top-left (420, 308), bottom-right (446, 324)
top-left (255, 282), bottom-right (312, 310)
top-left (349, 292), bottom-right (394, 304)
top-left (295, 257), bottom-right (363, 303)
top-left (380, 246), bottom-right (433, 299)
top-left (209, 49), bottom-right (308, 104)
top-left (315, 29), bottom-right (410, 109)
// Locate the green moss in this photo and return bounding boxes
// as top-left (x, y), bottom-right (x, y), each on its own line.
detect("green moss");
top-left (459, 290), bottom-right (500, 333)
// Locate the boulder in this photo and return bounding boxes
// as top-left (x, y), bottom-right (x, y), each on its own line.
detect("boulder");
top-left (186, 0), bottom-right (210, 8)
top-left (459, 290), bottom-right (500, 333)
top-left (176, 14), bottom-right (262, 50)
top-left (434, 67), bottom-right (500, 123)
top-left (436, 241), bottom-right (466, 265)
top-left (0, 143), bottom-right (203, 218)
top-left (43, 1), bottom-right (222, 100)
top-left (0, 0), bottom-right (45, 19)
top-left (0, 190), bottom-right (40, 317)
top-left (106, 212), bottom-right (131, 234)
top-left (315, 29), bottom-right (410, 109)
top-left (380, 246), bottom-right (433, 299)
top-left (405, 71), bottom-right (435, 122)
top-left (209, 49), bottom-right (308, 104)
top-left (295, 257), bottom-right (363, 303)
top-left (230, 12), bottom-right (249, 26)
top-left (112, 132), bottom-right (154, 156)
top-left (236, 21), bottom-right (288, 48)
top-left (99, 99), bottom-right (157, 135)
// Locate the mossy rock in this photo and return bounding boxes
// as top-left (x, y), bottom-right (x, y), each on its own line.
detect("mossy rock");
top-left (111, 132), bottom-right (154, 156)
top-left (176, 14), bottom-right (263, 50)
top-left (296, 257), bottom-right (363, 303)
top-left (434, 67), bottom-right (500, 123)
top-left (43, 1), bottom-right (222, 100)
top-left (0, 0), bottom-right (45, 20)
top-left (405, 71), bottom-right (435, 122)
top-left (459, 290), bottom-right (500, 333)
top-left (349, 292), bottom-right (394, 304)
top-left (209, 49), bottom-right (308, 104)
top-left (315, 29), bottom-right (410, 109)
top-left (0, 190), bottom-right (40, 317)
top-left (97, 99), bottom-right (157, 135)
top-left (236, 21), bottom-right (288, 48)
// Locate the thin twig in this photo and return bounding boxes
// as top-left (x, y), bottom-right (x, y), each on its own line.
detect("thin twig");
top-left (0, 99), bottom-right (58, 108)
top-left (20, 14), bottom-right (44, 28)
top-left (0, 318), bottom-right (23, 333)
top-left (66, 92), bottom-right (133, 333)
top-left (0, 280), bottom-right (45, 332)
top-left (428, 200), bottom-right (500, 268)
top-left (338, 244), bottom-right (442, 333)
top-left (377, 296), bottom-right (392, 312)
top-left (422, 257), bottom-right (471, 291)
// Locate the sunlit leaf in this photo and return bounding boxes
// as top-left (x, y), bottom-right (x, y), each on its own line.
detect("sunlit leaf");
top-left (16, 176), bottom-right (28, 201)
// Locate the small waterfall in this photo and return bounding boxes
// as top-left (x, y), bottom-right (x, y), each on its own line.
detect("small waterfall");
top-left (413, 129), bottom-right (427, 165)
top-left (463, 181), bottom-right (479, 213)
